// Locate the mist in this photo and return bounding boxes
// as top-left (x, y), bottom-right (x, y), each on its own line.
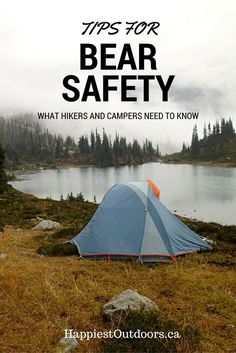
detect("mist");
top-left (0, 0), bottom-right (235, 153)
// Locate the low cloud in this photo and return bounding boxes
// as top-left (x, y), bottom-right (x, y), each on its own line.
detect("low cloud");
top-left (172, 85), bottom-right (225, 117)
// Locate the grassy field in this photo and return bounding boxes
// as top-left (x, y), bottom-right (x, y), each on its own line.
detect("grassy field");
top-left (0, 189), bottom-right (235, 353)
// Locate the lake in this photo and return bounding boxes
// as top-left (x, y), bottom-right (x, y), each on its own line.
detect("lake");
top-left (10, 163), bottom-right (236, 225)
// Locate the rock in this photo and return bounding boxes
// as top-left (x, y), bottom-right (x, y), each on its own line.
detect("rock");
top-left (201, 237), bottom-right (215, 245)
top-left (54, 337), bottom-right (78, 353)
top-left (33, 220), bottom-right (60, 230)
top-left (103, 289), bottom-right (158, 320)
top-left (0, 253), bottom-right (8, 260)
top-left (36, 216), bottom-right (44, 221)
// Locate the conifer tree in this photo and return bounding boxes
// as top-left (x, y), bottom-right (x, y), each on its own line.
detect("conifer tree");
top-left (191, 124), bottom-right (199, 156)
top-left (203, 123), bottom-right (207, 138)
top-left (0, 144), bottom-right (7, 193)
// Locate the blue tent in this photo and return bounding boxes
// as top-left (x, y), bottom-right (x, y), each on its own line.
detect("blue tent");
top-left (72, 180), bottom-right (211, 262)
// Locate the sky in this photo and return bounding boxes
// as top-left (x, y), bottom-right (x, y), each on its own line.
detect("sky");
top-left (0, 0), bottom-right (235, 153)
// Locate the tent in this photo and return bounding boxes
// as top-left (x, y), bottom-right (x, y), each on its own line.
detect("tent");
top-left (72, 180), bottom-right (211, 262)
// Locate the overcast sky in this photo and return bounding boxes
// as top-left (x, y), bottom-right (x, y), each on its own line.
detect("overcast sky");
top-left (0, 0), bottom-right (235, 153)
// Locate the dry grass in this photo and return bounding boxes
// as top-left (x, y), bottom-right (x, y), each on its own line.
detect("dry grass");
top-left (1, 224), bottom-right (236, 353)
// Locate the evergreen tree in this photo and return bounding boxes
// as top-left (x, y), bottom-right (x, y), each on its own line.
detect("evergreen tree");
top-left (95, 129), bottom-right (102, 165)
top-left (203, 123), bottom-right (207, 138)
top-left (216, 121), bottom-right (220, 135)
top-left (101, 129), bottom-right (113, 166)
top-left (119, 137), bottom-right (128, 158)
top-left (191, 124), bottom-right (199, 157)
top-left (221, 118), bottom-right (226, 135)
top-left (55, 136), bottom-right (64, 159)
top-left (90, 131), bottom-right (96, 154)
top-left (208, 122), bottom-right (211, 136)
top-left (156, 144), bottom-right (160, 157)
top-left (113, 133), bottom-right (120, 165)
top-left (0, 116), bottom-right (162, 168)
top-left (0, 144), bottom-right (7, 193)
top-left (76, 192), bottom-right (84, 202)
top-left (132, 139), bottom-right (142, 163)
top-left (127, 142), bottom-right (132, 165)
top-left (181, 142), bottom-right (187, 153)
top-left (179, 118), bottom-right (235, 162)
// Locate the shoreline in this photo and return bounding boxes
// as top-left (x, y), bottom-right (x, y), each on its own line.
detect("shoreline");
top-left (5, 162), bottom-right (96, 181)
top-left (5, 186), bottom-right (236, 226)
top-left (2, 187), bottom-right (236, 227)
top-left (6, 160), bottom-right (162, 180)
top-left (7, 158), bottom-right (236, 177)
top-left (161, 160), bottom-right (236, 168)
top-left (7, 158), bottom-right (236, 178)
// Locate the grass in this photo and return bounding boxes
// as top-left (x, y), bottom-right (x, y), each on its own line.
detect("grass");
top-left (0, 187), bottom-right (97, 230)
top-left (0, 190), bottom-right (236, 353)
top-left (102, 311), bottom-right (202, 353)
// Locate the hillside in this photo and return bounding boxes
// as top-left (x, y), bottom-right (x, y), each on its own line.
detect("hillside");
top-left (0, 189), bottom-right (235, 353)
top-left (164, 119), bottom-right (236, 165)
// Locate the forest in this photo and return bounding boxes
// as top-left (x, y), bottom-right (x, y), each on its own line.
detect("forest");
top-left (181, 118), bottom-right (235, 161)
top-left (0, 116), bottom-right (160, 168)
top-left (163, 118), bottom-right (236, 163)
top-left (0, 144), bottom-right (7, 192)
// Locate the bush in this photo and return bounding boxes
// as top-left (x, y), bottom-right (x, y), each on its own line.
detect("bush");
top-left (182, 218), bottom-right (236, 244)
top-left (0, 222), bottom-right (4, 232)
top-left (51, 227), bottom-right (77, 240)
top-left (37, 242), bottom-right (78, 256)
top-left (66, 192), bottom-right (85, 202)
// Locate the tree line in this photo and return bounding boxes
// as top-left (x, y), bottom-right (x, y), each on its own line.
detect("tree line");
top-left (0, 144), bottom-right (7, 193)
top-left (0, 116), bottom-right (160, 168)
top-left (181, 118), bottom-right (235, 161)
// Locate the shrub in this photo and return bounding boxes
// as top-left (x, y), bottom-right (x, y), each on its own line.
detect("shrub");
top-left (51, 227), bottom-right (77, 240)
top-left (0, 221), bottom-right (4, 232)
top-left (37, 242), bottom-right (78, 256)
top-left (66, 192), bottom-right (85, 202)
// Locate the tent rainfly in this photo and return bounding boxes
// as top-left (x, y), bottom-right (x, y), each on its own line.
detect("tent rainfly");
top-left (72, 180), bottom-right (211, 262)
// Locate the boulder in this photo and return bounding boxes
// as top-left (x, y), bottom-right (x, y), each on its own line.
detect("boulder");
top-left (54, 337), bottom-right (78, 353)
top-left (103, 289), bottom-right (158, 320)
top-left (0, 253), bottom-right (8, 260)
top-left (36, 216), bottom-right (44, 221)
top-left (201, 237), bottom-right (215, 246)
top-left (33, 220), bottom-right (60, 230)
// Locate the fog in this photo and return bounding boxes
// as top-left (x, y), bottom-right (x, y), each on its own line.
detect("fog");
top-left (0, 0), bottom-right (235, 153)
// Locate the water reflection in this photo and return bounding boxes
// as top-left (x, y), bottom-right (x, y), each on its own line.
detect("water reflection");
top-left (10, 163), bottom-right (236, 225)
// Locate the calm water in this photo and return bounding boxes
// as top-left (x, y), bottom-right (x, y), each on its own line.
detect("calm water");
top-left (10, 163), bottom-right (236, 225)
